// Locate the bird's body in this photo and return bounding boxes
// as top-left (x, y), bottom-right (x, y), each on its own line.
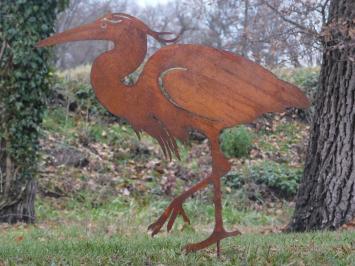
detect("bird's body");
top-left (91, 37), bottom-right (308, 159)
top-left (37, 13), bottom-right (310, 255)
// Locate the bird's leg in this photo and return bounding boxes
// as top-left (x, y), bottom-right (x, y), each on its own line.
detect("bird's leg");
top-left (182, 138), bottom-right (241, 255)
top-left (182, 174), bottom-right (241, 254)
top-left (148, 176), bottom-right (210, 236)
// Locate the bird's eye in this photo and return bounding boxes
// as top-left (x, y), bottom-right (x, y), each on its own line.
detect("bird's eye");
top-left (101, 22), bottom-right (107, 29)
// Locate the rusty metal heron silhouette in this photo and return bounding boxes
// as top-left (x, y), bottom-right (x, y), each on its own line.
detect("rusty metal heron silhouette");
top-left (37, 13), bottom-right (310, 256)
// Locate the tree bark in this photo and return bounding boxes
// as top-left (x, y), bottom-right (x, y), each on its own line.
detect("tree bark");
top-left (288, 0), bottom-right (355, 231)
top-left (0, 179), bottom-right (37, 224)
top-left (0, 139), bottom-right (37, 224)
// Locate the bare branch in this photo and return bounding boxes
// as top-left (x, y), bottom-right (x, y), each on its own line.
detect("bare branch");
top-left (261, 0), bottom-right (319, 38)
top-left (321, 0), bottom-right (330, 24)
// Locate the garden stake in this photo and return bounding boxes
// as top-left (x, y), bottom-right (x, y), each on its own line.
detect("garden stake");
top-left (37, 13), bottom-right (310, 256)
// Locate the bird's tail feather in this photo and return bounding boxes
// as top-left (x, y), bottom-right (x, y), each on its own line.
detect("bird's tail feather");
top-left (280, 81), bottom-right (311, 109)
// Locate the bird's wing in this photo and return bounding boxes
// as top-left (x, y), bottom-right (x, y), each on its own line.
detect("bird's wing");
top-left (157, 45), bottom-right (309, 126)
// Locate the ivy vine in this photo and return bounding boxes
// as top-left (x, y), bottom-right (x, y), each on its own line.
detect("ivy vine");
top-left (0, 1), bottom-right (68, 207)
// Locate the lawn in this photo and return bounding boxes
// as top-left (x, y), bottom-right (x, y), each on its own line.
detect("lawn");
top-left (0, 196), bottom-right (354, 266)
top-left (1, 222), bottom-right (354, 265)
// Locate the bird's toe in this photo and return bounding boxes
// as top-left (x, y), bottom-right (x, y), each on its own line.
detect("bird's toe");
top-left (148, 222), bottom-right (163, 236)
top-left (167, 206), bottom-right (190, 232)
top-left (182, 243), bottom-right (200, 254)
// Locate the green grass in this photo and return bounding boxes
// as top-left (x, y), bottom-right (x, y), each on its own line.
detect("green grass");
top-left (0, 195), bottom-right (353, 265)
top-left (34, 193), bottom-right (286, 231)
top-left (42, 108), bottom-right (77, 139)
top-left (0, 223), bottom-right (353, 265)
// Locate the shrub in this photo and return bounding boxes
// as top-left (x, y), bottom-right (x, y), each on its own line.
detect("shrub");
top-left (223, 161), bottom-right (302, 199)
top-left (248, 161), bottom-right (303, 198)
top-left (224, 171), bottom-right (245, 189)
top-left (292, 68), bottom-right (319, 93)
top-left (220, 126), bottom-right (254, 158)
top-left (275, 67), bottom-right (319, 96)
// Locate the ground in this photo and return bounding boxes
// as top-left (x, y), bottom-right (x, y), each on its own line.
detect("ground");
top-left (0, 200), bottom-right (354, 265)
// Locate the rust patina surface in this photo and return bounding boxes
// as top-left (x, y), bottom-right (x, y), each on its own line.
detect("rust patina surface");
top-left (37, 13), bottom-right (310, 256)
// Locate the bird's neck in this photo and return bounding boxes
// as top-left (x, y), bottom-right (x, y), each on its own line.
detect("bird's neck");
top-left (90, 29), bottom-right (147, 116)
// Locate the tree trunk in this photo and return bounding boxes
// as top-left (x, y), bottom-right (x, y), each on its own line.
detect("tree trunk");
top-left (0, 139), bottom-right (37, 224)
top-left (288, 0), bottom-right (355, 231)
top-left (0, 179), bottom-right (37, 224)
top-left (0, 1), bottom-right (68, 224)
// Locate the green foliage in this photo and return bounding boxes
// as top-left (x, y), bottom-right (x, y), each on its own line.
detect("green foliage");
top-left (275, 67), bottom-right (319, 121)
top-left (42, 108), bottom-right (77, 141)
top-left (292, 68), bottom-right (319, 92)
top-left (86, 123), bottom-right (137, 149)
top-left (220, 126), bottom-right (254, 158)
top-left (65, 79), bottom-right (108, 116)
top-left (0, 1), bottom-right (68, 196)
top-left (56, 65), bottom-right (109, 117)
top-left (224, 161), bottom-right (303, 198)
top-left (275, 67), bottom-right (319, 97)
top-left (249, 161), bottom-right (303, 198)
top-left (50, 76), bottom-right (112, 120)
top-left (224, 172), bottom-right (246, 189)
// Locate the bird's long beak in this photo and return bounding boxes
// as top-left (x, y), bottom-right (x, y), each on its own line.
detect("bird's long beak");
top-left (36, 21), bottom-right (102, 47)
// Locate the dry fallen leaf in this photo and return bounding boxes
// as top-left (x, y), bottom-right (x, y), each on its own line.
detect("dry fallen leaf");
top-left (341, 218), bottom-right (355, 231)
top-left (15, 235), bottom-right (24, 243)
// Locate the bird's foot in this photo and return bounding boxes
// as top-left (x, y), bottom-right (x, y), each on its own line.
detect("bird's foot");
top-left (148, 197), bottom-right (190, 236)
top-left (182, 228), bottom-right (241, 254)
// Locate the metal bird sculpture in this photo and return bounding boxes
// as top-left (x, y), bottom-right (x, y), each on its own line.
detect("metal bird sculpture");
top-left (37, 13), bottom-right (310, 256)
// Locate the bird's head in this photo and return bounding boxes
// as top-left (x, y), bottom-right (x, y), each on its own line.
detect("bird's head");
top-left (36, 12), bottom-right (179, 48)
